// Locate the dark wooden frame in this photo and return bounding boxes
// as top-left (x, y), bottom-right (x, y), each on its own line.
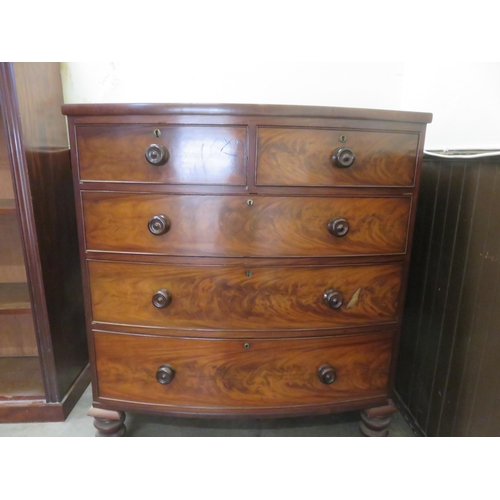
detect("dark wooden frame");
top-left (0, 62), bottom-right (89, 422)
top-left (396, 154), bottom-right (500, 436)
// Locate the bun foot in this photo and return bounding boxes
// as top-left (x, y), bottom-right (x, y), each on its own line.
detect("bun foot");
top-left (88, 406), bottom-right (126, 437)
top-left (360, 400), bottom-right (397, 437)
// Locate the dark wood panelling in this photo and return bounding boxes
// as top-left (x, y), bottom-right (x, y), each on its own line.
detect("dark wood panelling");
top-left (425, 165), bottom-right (466, 436)
top-left (408, 163), bottom-right (452, 421)
top-left (24, 148), bottom-right (88, 399)
top-left (396, 156), bottom-right (500, 436)
top-left (395, 162), bottom-right (438, 402)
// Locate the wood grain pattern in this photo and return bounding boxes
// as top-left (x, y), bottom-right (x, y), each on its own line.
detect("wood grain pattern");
top-left (24, 148), bottom-right (88, 404)
top-left (257, 127), bottom-right (419, 187)
top-left (88, 261), bottom-right (402, 331)
top-left (83, 193), bottom-right (411, 257)
top-left (62, 103), bottom-right (431, 423)
top-left (76, 124), bottom-right (247, 185)
top-left (94, 331), bottom-right (393, 410)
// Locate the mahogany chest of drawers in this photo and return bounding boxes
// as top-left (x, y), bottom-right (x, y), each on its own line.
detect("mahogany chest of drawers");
top-left (63, 103), bottom-right (432, 436)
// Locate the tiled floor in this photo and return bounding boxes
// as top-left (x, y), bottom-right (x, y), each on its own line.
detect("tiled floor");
top-left (0, 385), bottom-right (416, 436)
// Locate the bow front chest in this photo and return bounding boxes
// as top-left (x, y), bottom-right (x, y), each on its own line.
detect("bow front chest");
top-left (63, 104), bottom-right (432, 436)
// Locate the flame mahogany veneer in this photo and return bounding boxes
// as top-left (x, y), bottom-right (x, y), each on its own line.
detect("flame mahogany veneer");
top-left (63, 103), bottom-right (432, 436)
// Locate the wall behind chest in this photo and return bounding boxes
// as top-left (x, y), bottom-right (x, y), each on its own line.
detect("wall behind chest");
top-left (60, 62), bottom-right (500, 151)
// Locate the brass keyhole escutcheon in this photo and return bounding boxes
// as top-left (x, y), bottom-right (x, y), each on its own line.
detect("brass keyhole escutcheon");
top-left (243, 343), bottom-right (250, 349)
top-left (245, 270), bottom-right (252, 278)
top-left (247, 199), bottom-right (254, 206)
top-left (154, 129), bottom-right (161, 138)
top-left (339, 135), bottom-right (347, 143)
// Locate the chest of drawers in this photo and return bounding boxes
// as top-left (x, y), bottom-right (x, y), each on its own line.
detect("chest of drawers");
top-left (63, 103), bottom-right (432, 436)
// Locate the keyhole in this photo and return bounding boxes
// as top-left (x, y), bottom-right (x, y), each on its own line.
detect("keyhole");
top-left (245, 270), bottom-right (252, 277)
top-left (339, 135), bottom-right (347, 143)
top-left (243, 343), bottom-right (250, 350)
top-left (154, 129), bottom-right (161, 138)
top-left (247, 199), bottom-right (254, 206)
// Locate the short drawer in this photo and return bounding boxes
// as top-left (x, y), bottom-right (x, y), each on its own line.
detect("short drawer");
top-left (94, 331), bottom-right (393, 411)
top-left (83, 193), bottom-right (411, 257)
top-left (88, 261), bottom-right (402, 331)
top-left (257, 127), bottom-right (419, 187)
top-left (75, 124), bottom-right (247, 185)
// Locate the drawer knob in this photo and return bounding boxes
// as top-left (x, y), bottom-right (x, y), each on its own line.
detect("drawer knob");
top-left (328, 218), bottom-right (349, 237)
top-left (148, 215), bottom-right (170, 235)
top-left (145, 144), bottom-right (169, 165)
top-left (332, 147), bottom-right (355, 168)
top-left (156, 364), bottom-right (175, 385)
top-left (152, 289), bottom-right (172, 309)
top-left (317, 364), bottom-right (337, 385)
top-left (323, 289), bottom-right (343, 310)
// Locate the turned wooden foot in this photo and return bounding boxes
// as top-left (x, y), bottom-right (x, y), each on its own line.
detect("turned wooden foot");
top-left (360, 400), bottom-right (397, 437)
top-left (88, 406), bottom-right (126, 437)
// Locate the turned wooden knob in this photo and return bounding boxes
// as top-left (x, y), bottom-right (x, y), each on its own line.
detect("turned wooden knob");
top-left (156, 364), bottom-right (175, 385)
top-left (328, 218), bottom-right (349, 237)
top-left (148, 215), bottom-right (170, 235)
top-left (152, 289), bottom-right (172, 309)
top-left (145, 144), bottom-right (169, 165)
top-left (323, 289), bottom-right (343, 309)
top-left (318, 364), bottom-right (337, 384)
top-left (332, 147), bottom-right (355, 168)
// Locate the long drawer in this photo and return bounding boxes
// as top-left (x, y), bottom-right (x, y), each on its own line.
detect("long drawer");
top-left (257, 127), bottom-right (419, 187)
top-left (83, 193), bottom-right (411, 257)
top-left (94, 330), bottom-right (393, 410)
top-left (88, 261), bottom-right (402, 330)
top-left (75, 124), bottom-right (248, 185)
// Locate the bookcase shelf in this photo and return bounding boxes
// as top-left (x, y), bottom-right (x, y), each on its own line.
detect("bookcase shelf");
top-left (0, 62), bottom-right (90, 422)
top-left (0, 282), bottom-right (31, 314)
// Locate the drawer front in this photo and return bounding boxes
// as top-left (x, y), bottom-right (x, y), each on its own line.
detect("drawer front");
top-left (94, 331), bottom-right (393, 410)
top-left (88, 261), bottom-right (402, 330)
top-left (257, 127), bottom-right (419, 187)
top-left (76, 124), bottom-right (247, 185)
top-left (83, 193), bottom-right (411, 257)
